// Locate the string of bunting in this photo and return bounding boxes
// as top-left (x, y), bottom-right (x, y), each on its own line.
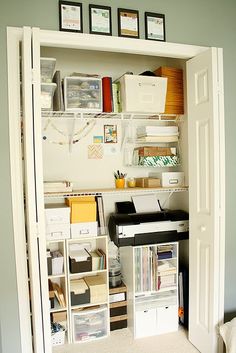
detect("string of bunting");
top-left (42, 118), bottom-right (96, 145)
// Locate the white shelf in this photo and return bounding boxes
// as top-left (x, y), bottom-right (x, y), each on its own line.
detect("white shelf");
top-left (71, 301), bottom-right (108, 310)
top-left (69, 269), bottom-right (107, 278)
top-left (44, 186), bottom-right (189, 198)
top-left (135, 286), bottom-right (177, 297)
top-left (42, 111), bottom-right (180, 122)
top-left (67, 235), bottom-right (107, 242)
top-left (48, 274), bottom-right (65, 279)
top-left (50, 301), bottom-right (67, 313)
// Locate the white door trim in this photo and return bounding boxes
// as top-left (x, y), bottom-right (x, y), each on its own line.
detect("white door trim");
top-left (37, 28), bottom-right (208, 59)
top-left (7, 26), bottom-right (33, 353)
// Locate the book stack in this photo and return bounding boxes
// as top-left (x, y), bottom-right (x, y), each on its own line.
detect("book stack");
top-left (96, 195), bottom-right (106, 235)
top-left (90, 248), bottom-right (106, 270)
top-left (158, 260), bottom-right (177, 290)
top-left (135, 246), bottom-right (158, 293)
top-left (157, 244), bottom-right (174, 259)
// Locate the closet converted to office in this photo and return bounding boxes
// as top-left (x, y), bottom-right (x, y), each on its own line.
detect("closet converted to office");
top-left (7, 27), bottom-right (225, 353)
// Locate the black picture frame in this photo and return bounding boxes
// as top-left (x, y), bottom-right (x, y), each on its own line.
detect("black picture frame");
top-left (145, 12), bottom-right (166, 42)
top-left (89, 4), bottom-right (112, 35)
top-left (59, 1), bottom-right (83, 33)
top-left (118, 8), bottom-right (139, 38)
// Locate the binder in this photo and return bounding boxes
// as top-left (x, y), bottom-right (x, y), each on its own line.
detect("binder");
top-left (52, 70), bottom-right (64, 111)
top-left (102, 76), bottom-right (113, 112)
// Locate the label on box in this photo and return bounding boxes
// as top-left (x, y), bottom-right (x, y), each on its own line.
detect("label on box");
top-left (70, 222), bottom-right (98, 239)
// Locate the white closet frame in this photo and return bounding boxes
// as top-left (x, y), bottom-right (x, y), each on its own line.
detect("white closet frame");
top-left (6, 26), bottom-right (225, 353)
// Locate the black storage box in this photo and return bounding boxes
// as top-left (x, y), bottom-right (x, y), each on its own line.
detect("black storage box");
top-left (69, 255), bottom-right (92, 273)
top-left (70, 288), bottom-right (90, 306)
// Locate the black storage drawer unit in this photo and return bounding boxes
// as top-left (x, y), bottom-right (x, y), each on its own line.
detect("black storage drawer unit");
top-left (109, 282), bottom-right (128, 331)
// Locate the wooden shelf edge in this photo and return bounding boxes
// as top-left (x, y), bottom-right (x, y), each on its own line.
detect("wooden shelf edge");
top-left (44, 186), bottom-right (189, 198)
top-left (110, 314), bottom-right (128, 323)
top-left (109, 300), bottom-right (127, 309)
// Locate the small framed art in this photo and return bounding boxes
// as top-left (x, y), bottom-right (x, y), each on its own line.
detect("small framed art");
top-left (89, 4), bottom-right (112, 35)
top-left (104, 125), bottom-right (117, 143)
top-left (145, 12), bottom-right (166, 41)
top-left (118, 8), bottom-right (139, 38)
top-left (59, 1), bottom-right (83, 33)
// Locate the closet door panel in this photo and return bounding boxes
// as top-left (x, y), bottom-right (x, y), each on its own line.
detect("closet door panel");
top-left (187, 47), bottom-right (225, 353)
top-left (31, 27), bottom-right (52, 353)
top-left (22, 27), bottom-right (46, 353)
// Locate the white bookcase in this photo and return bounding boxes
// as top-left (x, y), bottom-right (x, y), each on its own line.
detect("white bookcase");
top-left (66, 235), bottom-right (109, 343)
top-left (47, 240), bottom-right (69, 345)
top-left (120, 242), bottom-right (178, 338)
top-left (46, 232), bottom-right (109, 345)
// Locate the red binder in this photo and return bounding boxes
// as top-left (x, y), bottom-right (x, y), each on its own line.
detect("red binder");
top-left (102, 77), bottom-right (113, 112)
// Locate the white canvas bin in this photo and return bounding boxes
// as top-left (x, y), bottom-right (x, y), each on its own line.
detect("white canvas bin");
top-left (119, 74), bottom-right (167, 113)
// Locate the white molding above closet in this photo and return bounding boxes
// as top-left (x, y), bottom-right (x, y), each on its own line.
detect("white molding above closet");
top-left (37, 28), bottom-right (207, 59)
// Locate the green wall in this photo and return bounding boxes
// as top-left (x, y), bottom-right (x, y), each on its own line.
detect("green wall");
top-left (1, 0), bottom-right (236, 352)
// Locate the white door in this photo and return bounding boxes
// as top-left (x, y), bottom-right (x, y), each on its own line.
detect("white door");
top-left (187, 48), bottom-right (225, 353)
top-left (21, 27), bottom-right (47, 353)
top-left (22, 27), bottom-right (51, 353)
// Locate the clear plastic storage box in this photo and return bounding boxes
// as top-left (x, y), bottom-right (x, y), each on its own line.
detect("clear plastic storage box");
top-left (64, 76), bottom-right (102, 112)
top-left (72, 306), bottom-right (108, 343)
top-left (40, 57), bottom-right (56, 83)
top-left (41, 83), bottom-right (57, 110)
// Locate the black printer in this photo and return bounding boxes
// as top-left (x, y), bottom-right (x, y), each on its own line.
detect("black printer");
top-left (108, 210), bottom-right (189, 247)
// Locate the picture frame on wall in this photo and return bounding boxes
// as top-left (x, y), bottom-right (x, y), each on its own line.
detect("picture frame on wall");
top-left (89, 4), bottom-right (112, 35)
top-left (118, 8), bottom-right (139, 38)
top-left (59, 1), bottom-right (83, 32)
top-left (104, 125), bottom-right (118, 143)
top-left (145, 12), bottom-right (166, 41)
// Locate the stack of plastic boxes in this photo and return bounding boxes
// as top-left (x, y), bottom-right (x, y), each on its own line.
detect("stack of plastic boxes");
top-left (40, 57), bottom-right (57, 110)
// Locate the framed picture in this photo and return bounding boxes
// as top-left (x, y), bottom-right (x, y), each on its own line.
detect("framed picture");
top-left (104, 125), bottom-right (117, 143)
top-left (145, 12), bottom-right (166, 41)
top-left (118, 8), bottom-right (139, 38)
top-left (59, 1), bottom-right (83, 32)
top-left (89, 4), bottom-right (112, 35)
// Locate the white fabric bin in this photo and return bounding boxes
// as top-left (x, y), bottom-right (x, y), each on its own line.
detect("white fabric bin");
top-left (119, 74), bottom-right (167, 113)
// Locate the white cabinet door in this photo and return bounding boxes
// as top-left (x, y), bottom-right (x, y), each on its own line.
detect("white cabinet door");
top-left (135, 309), bottom-right (157, 338)
top-left (187, 48), bottom-right (225, 353)
top-left (156, 305), bottom-right (178, 335)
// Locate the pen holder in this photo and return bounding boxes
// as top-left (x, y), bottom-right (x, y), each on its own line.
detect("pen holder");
top-left (115, 178), bottom-right (125, 189)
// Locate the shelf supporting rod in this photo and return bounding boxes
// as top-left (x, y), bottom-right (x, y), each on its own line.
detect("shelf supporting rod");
top-left (69, 114), bottom-right (77, 153)
top-left (162, 190), bottom-right (175, 208)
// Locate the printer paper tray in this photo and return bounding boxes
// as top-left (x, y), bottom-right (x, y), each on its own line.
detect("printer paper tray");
top-left (135, 230), bottom-right (189, 246)
top-left (118, 230), bottom-right (189, 247)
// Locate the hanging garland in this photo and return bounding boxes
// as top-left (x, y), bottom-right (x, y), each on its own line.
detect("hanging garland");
top-left (42, 118), bottom-right (96, 145)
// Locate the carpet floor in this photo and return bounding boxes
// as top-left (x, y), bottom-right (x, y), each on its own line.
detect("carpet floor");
top-left (54, 327), bottom-right (199, 353)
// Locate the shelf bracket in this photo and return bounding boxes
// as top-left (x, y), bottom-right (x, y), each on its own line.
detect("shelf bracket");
top-left (69, 117), bottom-right (76, 153)
top-left (162, 190), bottom-right (175, 208)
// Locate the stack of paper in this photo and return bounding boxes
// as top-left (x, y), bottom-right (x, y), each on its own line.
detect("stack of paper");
top-left (137, 125), bottom-right (179, 137)
top-left (136, 125), bottom-right (179, 143)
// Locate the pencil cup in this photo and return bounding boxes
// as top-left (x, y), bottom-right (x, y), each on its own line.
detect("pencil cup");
top-left (115, 178), bottom-right (125, 189)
